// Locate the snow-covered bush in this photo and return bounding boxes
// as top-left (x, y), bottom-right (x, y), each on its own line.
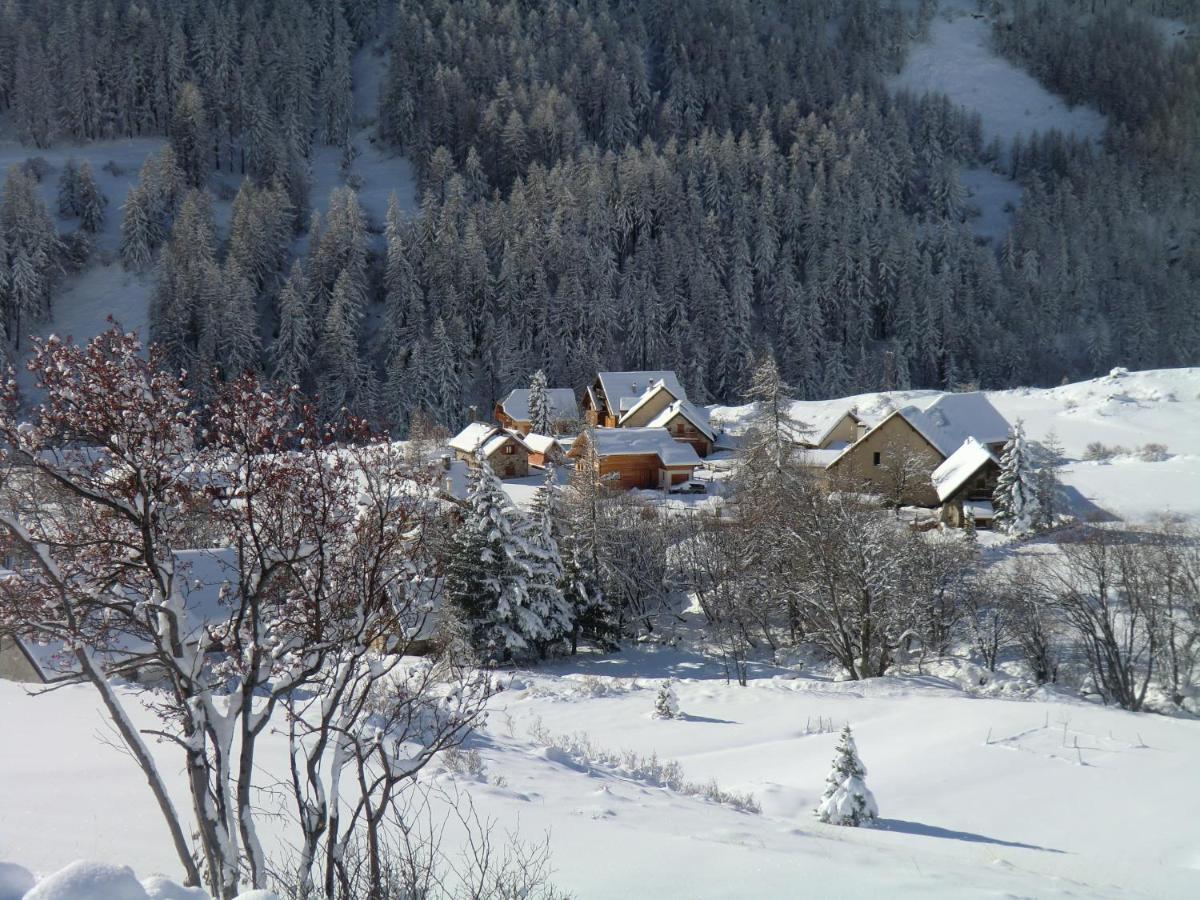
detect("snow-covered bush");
top-left (815, 726), bottom-right (878, 827)
top-left (1138, 443), bottom-right (1169, 462)
top-left (653, 680), bottom-right (680, 719)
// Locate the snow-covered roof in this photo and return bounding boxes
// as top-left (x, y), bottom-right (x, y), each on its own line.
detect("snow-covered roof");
top-left (584, 427), bottom-right (702, 467)
top-left (617, 379), bottom-right (680, 424)
top-left (899, 393), bottom-right (1011, 457)
top-left (646, 399), bottom-right (715, 441)
top-left (798, 448), bottom-right (844, 468)
top-left (931, 438), bottom-right (1000, 502)
top-left (523, 433), bottom-right (562, 455)
top-left (597, 371), bottom-right (687, 413)
top-left (784, 407), bottom-right (863, 447)
top-left (498, 388), bottom-right (579, 422)
top-left (448, 423), bottom-right (530, 457)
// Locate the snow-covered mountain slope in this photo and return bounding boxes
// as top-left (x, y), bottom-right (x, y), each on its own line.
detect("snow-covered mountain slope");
top-left (710, 367), bottom-right (1200, 522)
top-left (3, 646), bottom-right (1199, 898)
top-left (890, 0), bottom-right (1108, 242)
top-left (891, 0), bottom-right (1107, 148)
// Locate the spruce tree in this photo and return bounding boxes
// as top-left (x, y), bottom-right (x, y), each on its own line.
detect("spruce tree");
top-left (994, 421), bottom-right (1042, 536)
top-left (76, 162), bottom-right (106, 234)
top-left (653, 680), bottom-right (680, 719)
top-left (57, 159), bottom-right (80, 218)
top-left (815, 725), bottom-right (878, 827)
top-left (272, 261), bottom-right (313, 388)
top-left (528, 368), bottom-right (552, 435)
top-left (525, 466), bottom-right (573, 657)
top-left (444, 455), bottom-right (541, 662)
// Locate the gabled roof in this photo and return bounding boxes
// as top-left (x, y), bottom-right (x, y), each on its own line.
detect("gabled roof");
top-left (596, 371), bottom-right (687, 413)
top-left (523, 433), bottom-right (562, 455)
top-left (785, 407), bottom-right (865, 447)
top-left (899, 393), bottom-right (1010, 457)
top-left (498, 388), bottom-right (579, 422)
top-left (448, 423), bottom-right (530, 457)
top-left (617, 379), bottom-right (680, 425)
top-left (576, 427), bottom-right (701, 467)
top-left (931, 438), bottom-right (1000, 502)
top-left (646, 398), bottom-right (715, 441)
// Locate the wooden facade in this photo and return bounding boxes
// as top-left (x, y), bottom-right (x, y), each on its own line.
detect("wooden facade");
top-left (939, 460), bottom-right (1001, 527)
top-left (656, 411), bottom-right (713, 457)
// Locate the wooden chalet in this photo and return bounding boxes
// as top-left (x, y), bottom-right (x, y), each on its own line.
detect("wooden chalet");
top-left (494, 388), bottom-right (580, 435)
top-left (788, 407), bottom-right (869, 450)
top-left (447, 423), bottom-right (532, 479)
top-left (569, 427), bottom-right (702, 491)
top-left (523, 433), bottom-right (566, 468)
top-left (826, 393), bottom-right (1010, 507)
top-left (582, 371), bottom-right (688, 428)
top-left (932, 438), bottom-right (1002, 528)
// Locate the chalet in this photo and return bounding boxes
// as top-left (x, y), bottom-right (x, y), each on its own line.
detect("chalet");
top-left (932, 438), bottom-right (1002, 528)
top-left (494, 388), bottom-right (580, 435)
top-left (826, 393), bottom-right (1010, 507)
top-left (644, 398), bottom-right (715, 457)
top-left (523, 433), bottom-right (566, 468)
top-left (569, 427), bottom-right (702, 491)
top-left (447, 423), bottom-right (532, 479)
top-left (582, 371), bottom-right (688, 428)
top-left (788, 407), bottom-right (870, 450)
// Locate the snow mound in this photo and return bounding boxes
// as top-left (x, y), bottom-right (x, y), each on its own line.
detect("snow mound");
top-left (0, 863), bottom-right (35, 900)
top-left (140, 876), bottom-right (209, 900)
top-left (24, 861), bottom-right (149, 900)
top-left (231, 892), bottom-right (281, 900)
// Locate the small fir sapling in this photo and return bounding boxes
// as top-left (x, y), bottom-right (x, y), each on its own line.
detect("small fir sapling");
top-left (653, 679), bottom-right (680, 719)
top-left (815, 725), bottom-right (878, 827)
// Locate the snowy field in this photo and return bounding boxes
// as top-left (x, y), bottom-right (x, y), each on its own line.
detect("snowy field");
top-left (711, 367), bottom-right (1200, 524)
top-left (3, 641), bottom-right (1200, 898)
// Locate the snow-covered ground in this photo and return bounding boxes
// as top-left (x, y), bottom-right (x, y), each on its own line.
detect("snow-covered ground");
top-left (3, 643), bottom-right (1200, 898)
top-left (892, 1), bottom-right (1108, 148)
top-left (890, 0), bottom-right (1108, 242)
top-left (711, 367), bottom-right (1200, 523)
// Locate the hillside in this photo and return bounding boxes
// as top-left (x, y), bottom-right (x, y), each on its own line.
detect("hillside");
top-left (711, 367), bottom-right (1200, 523)
top-left (3, 621), bottom-right (1199, 898)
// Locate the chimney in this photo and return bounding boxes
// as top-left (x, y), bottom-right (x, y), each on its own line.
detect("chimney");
top-left (468, 404), bottom-right (479, 423)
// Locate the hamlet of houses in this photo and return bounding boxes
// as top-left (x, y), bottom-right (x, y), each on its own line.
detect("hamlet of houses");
top-left (446, 369), bottom-right (1017, 527)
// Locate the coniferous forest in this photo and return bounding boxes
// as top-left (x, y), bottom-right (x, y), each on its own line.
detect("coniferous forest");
top-left (0, 0), bottom-right (1197, 432)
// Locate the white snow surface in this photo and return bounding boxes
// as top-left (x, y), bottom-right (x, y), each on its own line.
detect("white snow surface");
top-left (2, 645), bottom-right (1200, 898)
top-left (21, 861), bottom-right (149, 900)
top-left (711, 367), bottom-right (1200, 523)
top-left (891, 2), bottom-right (1108, 148)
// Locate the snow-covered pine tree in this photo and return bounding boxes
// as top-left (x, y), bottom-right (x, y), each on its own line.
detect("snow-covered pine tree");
top-left (1032, 431), bottom-right (1066, 532)
top-left (119, 184), bottom-right (154, 271)
top-left (444, 454), bottom-right (544, 662)
top-left (993, 420), bottom-right (1042, 536)
top-left (815, 725), bottom-right (878, 827)
top-left (653, 679), bottom-right (680, 719)
top-left (77, 162), bottom-right (106, 234)
top-left (525, 466), bottom-right (573, 657)
top-left (272, 261), bottom-right (313, 388)
top-left (57, 159), bottom-right (80, 218)
top-left (528, 368), bottom-right (552, 435)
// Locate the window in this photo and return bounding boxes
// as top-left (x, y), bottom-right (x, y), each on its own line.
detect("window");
top-left (504, 444), bottom-right (515, 455)
top-left (872, 451), bottom-right (881, 467)
top-left (674, 422), bottom-right (686, 435)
